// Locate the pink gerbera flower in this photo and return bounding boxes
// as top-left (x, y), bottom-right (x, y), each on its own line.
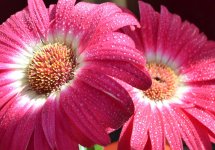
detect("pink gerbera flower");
top-left (118, 1), bottom-right (215, 150)
top-left (0, 0), bottom-right (151, 149)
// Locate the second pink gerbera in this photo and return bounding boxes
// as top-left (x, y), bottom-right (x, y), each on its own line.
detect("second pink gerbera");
top-left (118, 1), bottom-right (215, 150)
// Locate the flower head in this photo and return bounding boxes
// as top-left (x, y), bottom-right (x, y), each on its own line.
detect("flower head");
top-left (118, 2), bottom-right (215, 150)
top-left (0, 0), bottom-right (151, 149)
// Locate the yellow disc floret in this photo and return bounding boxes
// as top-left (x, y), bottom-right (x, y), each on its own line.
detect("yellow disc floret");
top-left (27, 43), bottom-right (75, 95)
top-left (144, 63), bottom-right (178, 101)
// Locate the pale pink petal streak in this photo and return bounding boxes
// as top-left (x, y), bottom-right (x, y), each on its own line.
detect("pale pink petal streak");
top-left (130, 103), bottom-right (151, 150)
top-left (149, 108), bottom-right (165, 150)
top-left (162, 107), bottom-right (183, 150)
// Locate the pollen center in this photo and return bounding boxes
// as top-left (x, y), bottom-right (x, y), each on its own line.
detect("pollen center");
top-left (144, 63), bottom-right (178, 101)
top-left (27, 43), bottom-right (75, 95)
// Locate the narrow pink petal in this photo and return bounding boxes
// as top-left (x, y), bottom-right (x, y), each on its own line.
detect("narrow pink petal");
top-left (189, 116), bottom-right (212, 150)
top-left (48, 4), bottom-right (56, 21)
top-left (156, 7), bottom-right (183, 63)
top-left (28, 0), bottom-right (49, 38)
top-left (83, 61), bottom-right (151, 90)
top-left (52, 1), bottom-right (97, 45)
top-left (1, 8), bottom-right (40, 45)
top-left (162, 107), bottom-right (183, 150)
top-left (86, 32), bottom-right (136, 53)
top-left (0, 100), bottom-right (34, 150)
top-left (149, 108), bottom-right (165, 150)
top-left (82, 44), bottom-right (145, 67)
top-left (185, 107), bottom-right (215, 134)
top-left (182, 60), bottom-right (215, 82)
top-left (0, 82), bottom-right (21, 104)
top-left (138, 1), bottom-right (159, 54)
top-left (60, 84), bottom-right (110, 145)
top-left (0, 84), bottom-right (22, 116)
top-left (95, 12), bottom-right (140, 34)
top-left (0, 99), bottom-right (22, 140)
top-left (0, 71), bottom-right (18, 88)
top-left (118, 117), bottom-right (134, 150)
top-left (170, 107), bottom-right (208, 150)
top-left (130, 103), bottom-right (151, 150)
top-left (0, 28), bottom-right (27, 54)
top-left (10, 104), bottom-right (40, 150)
top-left (172, 26), bottom-right (207, 69)
top-left (55, 120), bottom-right (79, 150)
top-left (42, 97), bottom-right (56, 149)
top-left (56, 103), bottom-right (94, 147)
top-left (77, 68), bottom-right (134, 111)
top-left (122, 27), bottom-right (144, 52)
top-left (181, 87), bottom-right (215, 113)
top-left (54, 0), bottom-right (75, 32)
top-left (70, 80), bottom-right (131, 130)
top-left (26, 135), bottom-right (34, 150)
top-left (34, 116), bottom-right (52, 150)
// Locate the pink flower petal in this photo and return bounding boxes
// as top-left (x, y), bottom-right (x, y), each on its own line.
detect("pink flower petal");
top-left (9, 104), bottom-right (40, 150)
top-left (1, 8), bottom-right (40, 45)
top-left (182, 87), bottom-right (215, 113)
top-left (56, 104), bottom-right (94, 147)
top-left (170, 107), bottom-right (208, 150)
top-left (121, 27), bottom-right (144, 52)
top-left (86, 32), bottom-right (136, 53)
top-left (0, 100), bottom-right (36, 150)
top-left (118, 117), bottom-right (134, 150)
top-left (162, 108), bottom-right (183, 150)
top-left (77, 68), bottom-right (134, 110)
top-left (0, 99), bottom-right (20, 139)
top-left (55, 119), bottom-right (79, 150)
top-left (185, 107), bottom-right (215, 134)
top-left (83, 61), bottom-right (151, 90)
top-left (183, 41), bottom-right (215, 66)
top-left (149, 108), bottom-right (165, 150)
top-left (82, 44), bottom-right (145, 67)
top-left (155, 6), bottom-right (182, 63)
top-left (172, 25), bottom-right (207, 69)
top-left (182, 60), bottom-right (215, 82)
top-left (0, 28), bottom-right (28, 55)
top-left (48, 4), bottom-right (56, 21)
top-left (60, 84), bottom-right (110, 146)
top-left (54, 0), bottom-right (75, 36)
top-left (189, 116), bottom-right (212, 150)
top-left (34, 115), bottom-right (52, 150)
top-left (28, 0), bottom-right (49, 38)
top-left (130, 103), bottom-right (151, 150)
top-left (26, 135), bottom-right (34, 150)
top-left (70, 80), bottom-right (132, 130)
top-left (138, 1), bottom-right (159, 54)
top-left (95, 12), bottom-right (140, 35)
top-left (42, 97), bottom-right (56, 149)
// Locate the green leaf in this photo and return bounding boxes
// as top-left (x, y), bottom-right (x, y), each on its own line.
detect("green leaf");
top-left (79, 145), bottom-right (104, 150)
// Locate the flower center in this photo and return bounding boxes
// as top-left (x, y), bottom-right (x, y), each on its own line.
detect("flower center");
top-left (27, 43), bottom-right (75, 95)
top-left (144, 63), bottom-right (178, 101)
